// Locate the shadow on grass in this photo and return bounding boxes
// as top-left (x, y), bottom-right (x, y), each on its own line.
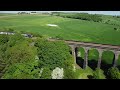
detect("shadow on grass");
top-left (76, 57), bottom-right (84, 68)
top-left (88, 59), bottom-right (97, 70)
top-left (117, 65), bottom-right (120, 69)
top-left (76, 57), bottom-right (98, 70)
top-left (101, 61), bottom-right (113, 79)
top-left (87, 75), bottom-right (94, 79)
top-left (76, 56), bottom-right (115, 79)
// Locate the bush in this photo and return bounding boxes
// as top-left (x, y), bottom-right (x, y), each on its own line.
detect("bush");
top-left (40, 67), bottom-right (51, 79)
top-left (64, 68), bottom-right (77, 79)
top-left (114, 27), bottom-right (118, 31)
top-left (0, 35), bottom-right (9, 45)
top-left (8, 33), bottom-right (25, 47)
top-left (35, 39), bottom-right (72, 70)
top-left (93, 68), bottom-right (106, 79)
top-left (107, 67), bottom-right (120, 79)
top-left (5, 41), bottom-right (37, 65)
top-left (2, 61), bottom-right (40, 79)
top-left (8, 28), bottom-right (14, 32)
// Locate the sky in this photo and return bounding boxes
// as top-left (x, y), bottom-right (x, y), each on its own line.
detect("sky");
top-left (0, 11), bottom-right (120, 16)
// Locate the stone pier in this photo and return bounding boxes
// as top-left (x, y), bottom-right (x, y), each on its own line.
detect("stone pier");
top-left (70, 45), bottom-right (76, 64)
top-left (83, 47), bottom-right (90, 69)
top-left (97, 49), bottom-right (103, 69)
top-left (113, 51), bottom-right (120, 67)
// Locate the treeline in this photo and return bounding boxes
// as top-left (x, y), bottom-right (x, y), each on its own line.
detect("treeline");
top-left (113, 15), bottom-right (120, 18)
top-left (52, 12), bottom-right (102, 22)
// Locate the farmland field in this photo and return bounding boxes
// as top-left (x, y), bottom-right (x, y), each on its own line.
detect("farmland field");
top-left (0, 14), bottom-right (120, 45)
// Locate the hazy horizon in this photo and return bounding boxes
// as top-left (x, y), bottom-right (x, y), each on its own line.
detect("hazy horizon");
top-left (0, 11), bottom-right (120, 16)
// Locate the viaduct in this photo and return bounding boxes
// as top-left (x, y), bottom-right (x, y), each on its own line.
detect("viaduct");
top-left (49, 39), bottom-right (120, 69)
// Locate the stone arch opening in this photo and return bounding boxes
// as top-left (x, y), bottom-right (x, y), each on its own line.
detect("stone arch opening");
top-left (69, 43), bottom-right (120, 72)
top-left (76, 47), bottom-right (85, 68)
top-left (88, 48), bottom-right (99, 70)
top-left (101, 50), bottom-right (114, 71)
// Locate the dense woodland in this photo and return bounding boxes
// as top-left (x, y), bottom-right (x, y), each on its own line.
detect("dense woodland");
top-left (0, 33), bottom-right (75, 79)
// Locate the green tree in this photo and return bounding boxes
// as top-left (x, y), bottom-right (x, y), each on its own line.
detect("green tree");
top-left (0, 43), bottom-right (8, 76)
top-left (63, 57), bottom-right (77, 79)
top-left (8, 33), bottom-right (25, 47)
top-left (2, 61), bottom-right (40, 79)
top-left (8, 28), bottom-right (14, 32)
top-left (64, 69), bottom-right (77, 79)
top-left (93, 68), bottom-right (106, 79)
top-left (107, 67), bottom-right (120, 79)
top-left (35, 39), bottom-right (72, 70)
top-left (40, 67), bottom-right (51, 79)
top-left (0, 35), bottom-right (9, 45)
top-left (5, 41), bottom-right (37, 65)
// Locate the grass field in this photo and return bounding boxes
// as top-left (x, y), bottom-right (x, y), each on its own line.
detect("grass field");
top-left (0, 14), bottom-right (120, 45)
top-left (0, 13), bottom-right (120, 67)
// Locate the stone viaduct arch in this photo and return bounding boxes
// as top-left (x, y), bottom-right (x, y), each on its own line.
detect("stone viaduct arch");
top-left (67, 41), bottom-right (120, 69)
top-left (48, 39), bottom-right (120, 69)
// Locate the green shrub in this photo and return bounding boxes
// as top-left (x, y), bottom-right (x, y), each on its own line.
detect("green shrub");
top-left (2, 61), bottom-right (40, 79)
top-left (93, 68), bottom-right (106, 79)
top-left (35, 39), bottom-right (72, 70)
top-left (107, 67), bottom-right (120, 79)
top-left (40, 67), bottom-right (51, 79)
top-left (64, 69), bottom-right (77, 79)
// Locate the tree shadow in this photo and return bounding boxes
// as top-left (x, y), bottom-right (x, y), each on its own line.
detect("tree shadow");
top-left (76, 57), bottom-right (84, 68)
top-left (101, 62), bottom-right (112, 71)
top-left (87, 75), bottom-right (94, 79)
top-left (88, 59), bottom-right (98, 70)
top-left (117, 65), bottom-right (120, 70)
top-left (100, 61), bottom-right (113, 79)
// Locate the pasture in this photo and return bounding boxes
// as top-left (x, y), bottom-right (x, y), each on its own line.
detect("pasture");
top-left (0, 14), bottom-right (120, 45)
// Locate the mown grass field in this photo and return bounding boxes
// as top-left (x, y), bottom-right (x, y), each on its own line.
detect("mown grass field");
top-left (0, 13), bottom-right (120, 66)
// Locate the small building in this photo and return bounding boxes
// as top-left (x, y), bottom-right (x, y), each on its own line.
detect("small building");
top-left (30, 12), bottom-right (37, 14)
top-left (22, 34), bottom-right (33, 38)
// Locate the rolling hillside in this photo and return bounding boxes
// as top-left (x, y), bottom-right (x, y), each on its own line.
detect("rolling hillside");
top-left (0, 13), bottom-right (120, 45)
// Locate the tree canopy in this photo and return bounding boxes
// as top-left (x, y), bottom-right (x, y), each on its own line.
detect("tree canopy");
top-left (34, 38), bottom-right (73, 70)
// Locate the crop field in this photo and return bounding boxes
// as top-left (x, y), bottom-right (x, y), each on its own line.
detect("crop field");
top-left (0, 13), bottom-right (120, 67)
